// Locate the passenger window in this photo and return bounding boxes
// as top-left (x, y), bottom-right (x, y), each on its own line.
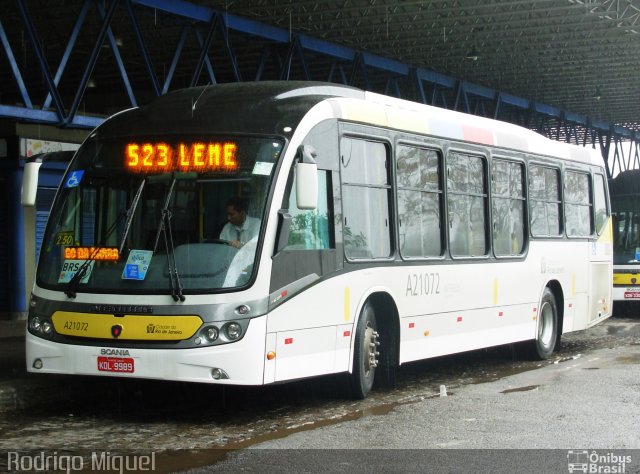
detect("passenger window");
top-left (529, 165), bottom-right (562, 237)
top-left (340, 138), bottom-right (391, 259)
top-left (396, 145), bottom-right (442, 258)
top-left (594, 174), bottom-right (608, 235)
top-left (284, 169), bottom-right (332, 250)
top-left (492, 159), bottom-right (525, 256)
top-left (564, 170), bottom-right (593, 237)
top-left (447, 152), bottom-right (487, 257)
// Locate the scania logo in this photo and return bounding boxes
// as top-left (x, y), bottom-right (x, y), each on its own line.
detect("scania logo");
top-left (111, 325), bottom-right (123, 338)
top-left (100, 348), bottom-right (131, 356)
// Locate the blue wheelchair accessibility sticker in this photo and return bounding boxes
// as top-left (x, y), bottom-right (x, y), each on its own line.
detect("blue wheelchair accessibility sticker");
top-left (64, 170), bottom-right (85, 188)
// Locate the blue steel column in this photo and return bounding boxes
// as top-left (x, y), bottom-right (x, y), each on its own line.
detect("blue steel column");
top-left (8, 165), bottom-right (26, 316)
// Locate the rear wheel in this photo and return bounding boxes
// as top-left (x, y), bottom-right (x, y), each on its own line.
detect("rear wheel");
top-left (529, 288), bottom-right (558, 359)
top-left (350, 302), bottom-right (380, 399)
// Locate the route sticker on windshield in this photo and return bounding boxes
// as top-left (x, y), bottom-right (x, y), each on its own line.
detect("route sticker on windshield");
top-left (64, 170), bottom-right (85, 188)
top-left (55, 231), bottom-right (74, 246)
top-left (58, 260), bottom-right (95, 284)
top-left (252, 161), bottom-right (273, 176)
top-left (122, 249), bottom-right (153, 280)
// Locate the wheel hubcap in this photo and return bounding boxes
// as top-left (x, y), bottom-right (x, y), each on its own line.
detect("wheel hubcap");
top-left (539, 301), bottom-right (554, 348)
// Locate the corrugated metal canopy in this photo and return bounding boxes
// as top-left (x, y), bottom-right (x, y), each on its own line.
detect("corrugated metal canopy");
top-left (216, 0), bottom-right (640, 128)
top-left (1, 0), bottom-right (638, 134)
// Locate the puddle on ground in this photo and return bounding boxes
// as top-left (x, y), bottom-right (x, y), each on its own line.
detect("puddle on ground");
top-left (500, 385), bottom-right (539, 394)
top-left (616, 353), bottom-right (640, 364)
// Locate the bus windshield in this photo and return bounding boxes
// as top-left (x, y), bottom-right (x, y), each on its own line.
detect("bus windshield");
top-left (612, 197), bottom-right (640, 265)
top-left (36, 135), bottom-right (283, 294)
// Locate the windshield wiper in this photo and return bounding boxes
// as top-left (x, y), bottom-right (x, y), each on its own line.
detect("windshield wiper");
top-left (65, 178), bottom-right (145, 298)
top-left (118, 178), bottom-right (145, 254)
top-left (153, 176), bottom-right (185, 302)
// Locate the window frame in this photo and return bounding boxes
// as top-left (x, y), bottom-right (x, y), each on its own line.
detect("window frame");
top-left (490, 156), bottom-right (528, 259)
top-left (592, 172), bottom-right (610, 237)
top-left (446, 148), bottom-right (490, 260)
top-left (395, 140), bottom-right (445, 261)
top-left (528, 162), bottom-right (564, 239)
top-left (563, 168), bottom-right (594, 239)
top-left (339, 134), bottom-right (394, 262)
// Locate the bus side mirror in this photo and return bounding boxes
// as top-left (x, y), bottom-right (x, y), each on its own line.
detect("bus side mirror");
top-left (21, 160), bottom-right (43, 207)
top-left (295, 145), bottom-right (318, 210)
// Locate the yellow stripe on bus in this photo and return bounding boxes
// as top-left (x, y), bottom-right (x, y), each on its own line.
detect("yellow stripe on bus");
top-left (613, 273), bottom-right (640, 286)
top-left (344, 287), bottom-right (351, 322)
top-left (51, 311), bottom-right (202, 340)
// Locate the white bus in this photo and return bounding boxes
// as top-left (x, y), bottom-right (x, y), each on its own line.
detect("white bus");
top-left (609, 169), bottom-right (640, 311)
top-left (23, 81), bottom-right (612, 398)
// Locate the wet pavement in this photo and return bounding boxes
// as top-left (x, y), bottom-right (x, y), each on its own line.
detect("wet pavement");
top-left (0, 316), bottom-right (639, 473)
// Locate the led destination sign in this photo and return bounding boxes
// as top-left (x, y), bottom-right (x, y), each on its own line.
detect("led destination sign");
top-left (125, 142), bottom-right (238, 173)
top-left (64, 247), bottom-right (119, 261)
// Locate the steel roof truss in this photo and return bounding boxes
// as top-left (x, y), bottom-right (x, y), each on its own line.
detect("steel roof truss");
top-left (0, 18), bottom-right (32, 109)
top-left (16, 0), bottom-right (64, 120)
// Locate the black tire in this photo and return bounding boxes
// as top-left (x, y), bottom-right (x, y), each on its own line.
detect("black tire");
top-left (350, 302), bottom-right (379, 399)
top-left (529, 287), bottom-right (558, 360)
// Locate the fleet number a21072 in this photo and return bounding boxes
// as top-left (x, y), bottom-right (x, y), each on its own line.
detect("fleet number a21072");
top-left (406, 272), bottom-right (440, 297)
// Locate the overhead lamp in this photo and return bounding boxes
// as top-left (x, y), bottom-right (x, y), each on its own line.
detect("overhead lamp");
top-left (465, 46), bottom-right (479, 61)
top-left (87, 78), bottom-right (97, 89)
top-left (594, 85), bottom-right (602, 101)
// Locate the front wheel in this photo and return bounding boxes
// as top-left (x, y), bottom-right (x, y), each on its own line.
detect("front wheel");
top-left (350, 302), bottom-right (380, 399)
top-left (529, 288), bottom-right (558, 360)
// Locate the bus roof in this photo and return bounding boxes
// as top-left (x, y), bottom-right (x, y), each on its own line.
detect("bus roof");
top-left (96, 81), bottom-right (364, 138)
top-left (96, 81), bottom-right (603, 168)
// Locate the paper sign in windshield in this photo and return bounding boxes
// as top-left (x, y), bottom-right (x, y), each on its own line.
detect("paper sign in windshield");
top-left (122, 249), bottom-right (153, 280)
top-left (58, 260), bottom-right (95, 284)
top-left (252, 161), bottom-right (273, 176)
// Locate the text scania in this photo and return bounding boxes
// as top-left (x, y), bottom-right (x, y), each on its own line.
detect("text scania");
top-left (101, 348), bottom-right (131, 356)
top-left (7, 451), bottom-right (156, 473)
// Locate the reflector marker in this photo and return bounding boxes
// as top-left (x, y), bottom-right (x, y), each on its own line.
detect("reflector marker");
top-left (423, 330), bottom-right (430, 337)
top-left (343, 331), bottom-right (351, 337)
top-left (457, 316), bottom-right (463, 322)
top-left (284, 338), bottom-right (293, 345)
top-left (409, 322), bottom-right (415, 328)
top-left (498, 311), bottom-right (504, 317)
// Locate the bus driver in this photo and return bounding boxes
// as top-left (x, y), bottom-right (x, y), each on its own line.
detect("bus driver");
top-left (220, 197), bottom-right (260, 248)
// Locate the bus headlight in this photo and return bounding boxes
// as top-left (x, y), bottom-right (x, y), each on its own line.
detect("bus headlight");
top-left (29, 317), bottom-right (42, 332)
top-left (204, 326), bottom-right (219, 342)
top-left (225, 322), bottom-right (242, 340)
top-left (42, 321), bottom-right (53, 336)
